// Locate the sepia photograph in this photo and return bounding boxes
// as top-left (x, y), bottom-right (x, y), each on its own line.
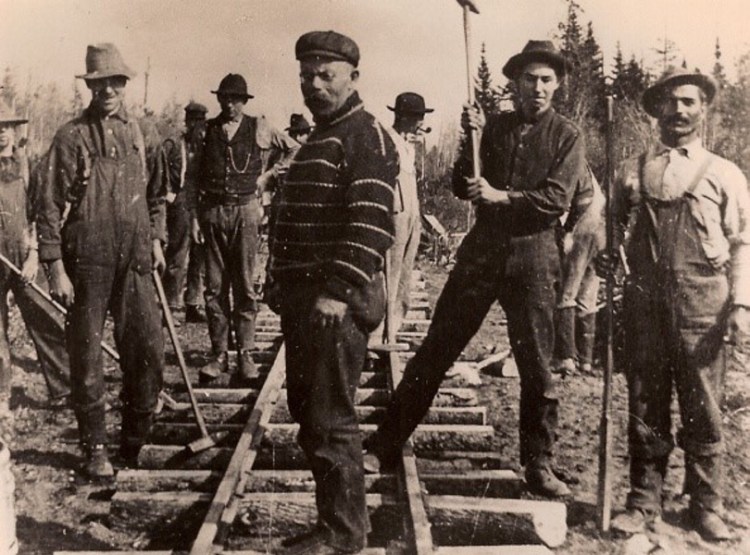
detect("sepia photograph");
top-left (0, 0), bottom-right (748, 553)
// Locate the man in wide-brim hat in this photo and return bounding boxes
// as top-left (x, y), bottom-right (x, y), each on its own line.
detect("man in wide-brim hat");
top-left (598, 65), bottom-right (749, 541)
top-left (188, 73), bottom-right (297, 385)
top-left (364, 39), bottom-right (583, 500)
top-left (38, 42), bottom-right (167, 478)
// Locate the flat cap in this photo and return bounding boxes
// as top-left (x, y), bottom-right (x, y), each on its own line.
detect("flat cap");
top-left (184, 101), bottom-right (208, 115)
top-left (295, 30), bottom-right (360, 67)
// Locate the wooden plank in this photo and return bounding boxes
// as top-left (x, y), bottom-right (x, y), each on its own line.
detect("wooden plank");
top-left (189, 343), bottom-right (288, 555)
top-left (434, 547), bottom-right (552, 555)
top-left (271, 402), bottom-right (485, 425)
top-left (117, 469), bottom-right (219, 493)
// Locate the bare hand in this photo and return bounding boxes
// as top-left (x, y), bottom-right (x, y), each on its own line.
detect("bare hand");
top-left (460, 102), bottom-right (486, 134)
top-left (726, 306), bottom-right (750, 347)
top-left (20, 250), bottom-right (39, 284)
top-left (465, 177), bottom-right (508, 205)
top-left (48, 260), bottom-right (75, 308)
top-left (152, 239), bottom-right (166, 274)
top-left (191, 216), bottom-right (204, 245)
top-left (312, 294), bottom-right (348, 328)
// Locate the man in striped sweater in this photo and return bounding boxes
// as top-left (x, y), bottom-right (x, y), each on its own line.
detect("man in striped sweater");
top-left (267, 30), bottom-right (397, 555)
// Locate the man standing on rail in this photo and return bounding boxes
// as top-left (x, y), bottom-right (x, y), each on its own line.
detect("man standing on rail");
top-left (189, 73), bottom-right (297, 384)
top-left (599, 67), bottom-right (750, 541)
top-left (363, 40), bottom-right (585, 499)
top-left (266, 30), bottom-right (398, 554)
top-left (162, 102), bottom-right (207, 325)
top-left (37, 43), bottom-right (167, 477)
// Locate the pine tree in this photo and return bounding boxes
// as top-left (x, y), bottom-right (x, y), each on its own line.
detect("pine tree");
top-left (474, 43), bottom-right (501, 116)
top-left (653, 35), bottom-right (679, 74)
top-left (712, 38), bottom-right (728, 89)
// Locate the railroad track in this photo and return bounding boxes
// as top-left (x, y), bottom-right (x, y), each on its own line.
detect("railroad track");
top-left (56, 271), bottom-right (567, 554)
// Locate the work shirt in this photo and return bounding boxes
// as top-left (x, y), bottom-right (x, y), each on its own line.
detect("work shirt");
top-left (453, 108), bottom-right (584, 236)
top-left (0, 151), bottom-right (34, 264)
top-left (36, 104), bottom-right (167, 263)
top-left (385, 127), bottom-right (419, 216)
top-left (612, 138), bottom-right (750, 306)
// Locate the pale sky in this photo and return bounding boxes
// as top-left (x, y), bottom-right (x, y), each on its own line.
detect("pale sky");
top-left (1, 0), bottom-right (748, 141)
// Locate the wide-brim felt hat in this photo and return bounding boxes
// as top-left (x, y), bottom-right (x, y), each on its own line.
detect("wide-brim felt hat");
top-left (76, 43), bottom-right (136, 80)
top-left (296, 30), bottom-right (360, 67)
top-left (502, 40), bottom-right (570, 79)
top-left (0, 100), bottom-right (27, 125)
top-left (388, 92), bottom-right (434, 114)
top-left (212, 73), bottom-right (254, 99)
top-left (286, 113), bottom-right (312, 134)
top-left (642, 66), bottom-right (718, 118)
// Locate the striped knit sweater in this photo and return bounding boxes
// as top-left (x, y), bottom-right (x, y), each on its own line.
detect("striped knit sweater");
top-left (269, 92), bottom-right (397, 303)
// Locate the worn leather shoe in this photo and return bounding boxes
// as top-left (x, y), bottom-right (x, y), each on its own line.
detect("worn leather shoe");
top-left (237, 350), bottom-right (259, 380)
top-left (83, 445), bottom-right (114, 478)
top-left (690, 508), bottom-right (732, 541)
top-left (185, 304), bottom-right (206, 323)
top-left (525, 465), bottom-right (571, 498)
top-left (199, 352), bottom-right (229, 383)
top-left (611, 507), bottom-right (654, 535)
top-left (279, 530), bottom-right (361, 554)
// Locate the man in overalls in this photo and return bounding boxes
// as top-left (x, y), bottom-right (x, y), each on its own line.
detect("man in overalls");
top-left (37, 43), bottom-right (167, 477)
top-left (0, 101), bottom-right (70, 411)
top-left (601, 67), bottom-right (750, 541)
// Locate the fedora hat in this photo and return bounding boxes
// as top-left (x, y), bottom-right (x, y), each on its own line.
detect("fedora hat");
top-left (211, 74), bottom-right (253, 99)
top-left (388, 92), bottom-right (434, 115)
top-left (0, 100), bottom-right (27, 125)
top-left (642, 66), bottom-right (718, 118)
top-left (286, 113), bottom-right (312, 134)
top-left (502, 40), bottom-right (570, 80)
top-left (76, 43), bottom-right (136, 81)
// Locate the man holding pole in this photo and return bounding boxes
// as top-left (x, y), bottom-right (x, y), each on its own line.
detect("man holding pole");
top-left (363, 40), bottom-right (584, 498)
top-left (599, 67), bottom-right (750, 541)
top-left (266, 30), bottom-right (397, 553)
top-left (0, 101), bottom-right (70, 410)
top-left (37, 43), bottom-right (167, 477)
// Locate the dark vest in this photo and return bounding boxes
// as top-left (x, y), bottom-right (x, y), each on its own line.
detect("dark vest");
top-left (200, 115), bottom-right (263, 201)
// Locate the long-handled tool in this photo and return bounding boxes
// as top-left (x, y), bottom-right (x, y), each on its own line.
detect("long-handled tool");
top-left (456, 0), bottom-right (481, 231)
top-left (597, 95), bottom-right (616, 532)
top-left (153, 269), bottom-right (224, 453)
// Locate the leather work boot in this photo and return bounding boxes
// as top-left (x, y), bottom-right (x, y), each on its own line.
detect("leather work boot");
top-left (185, 304), bottom-right (206, 323)
top-left (611, 507), bottom-right (655, 535)
top-left (237, 350), bottom-right (259, 381)
top-left (83, 444), bottom-right (114, 478)
top-left (690, 507), bottom-right (732, 542)
top-left (280, 530), bottom-right (362, 554)
top-left (525, 464), bottom-right (571, 498)
top-left (199, 352), bottom-right (229, 384)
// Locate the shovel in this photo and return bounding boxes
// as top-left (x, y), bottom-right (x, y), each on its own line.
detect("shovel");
top-left (152, 269), bottom-right (226, 453)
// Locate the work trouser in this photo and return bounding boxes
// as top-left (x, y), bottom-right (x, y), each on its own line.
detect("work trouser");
top-left (199, 200), bottom-right (259, 354)
top-left (64, 242), bottom-right (164, 449)
top-left (367, 226), bottom-right (560, 468)
top-left (163, 196), bottom-right (205, 308)
top-left (0, 270), bottom-right (70, 400)
top-left (624, 194), bottom-right (727, 515)
top-left (279, 281), bottom-right (375, 551)
top-left (370, 209), bottom-right (421, 343)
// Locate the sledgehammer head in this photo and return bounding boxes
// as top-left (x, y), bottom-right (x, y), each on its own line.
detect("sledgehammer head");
top-left (456, 0), bottom-right (480, 14)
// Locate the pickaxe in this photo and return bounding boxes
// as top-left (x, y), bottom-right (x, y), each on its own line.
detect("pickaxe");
top-left (456, 0), bottom-right (481, 180)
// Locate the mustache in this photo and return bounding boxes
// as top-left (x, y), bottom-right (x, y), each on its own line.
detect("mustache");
top-left (667, 115), bottom-right (690, 125)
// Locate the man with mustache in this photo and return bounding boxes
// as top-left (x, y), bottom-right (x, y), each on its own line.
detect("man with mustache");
top-left (37, 43), bottom-right (167, 477)
top-left (189, 74), bottom-right (296, 384)
top-left (266, 30), bottom-right (397, 554)
top-left (599, 67), bottom-right (750, 541)
top-left (363, 40), bottom-right (584, 499)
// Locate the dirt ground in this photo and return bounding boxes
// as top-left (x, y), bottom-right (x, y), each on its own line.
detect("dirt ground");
top-left (2, 258), bottom-right (749, 554)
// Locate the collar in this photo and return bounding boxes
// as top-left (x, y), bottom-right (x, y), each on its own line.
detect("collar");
top-left (654, 137), bottom-right (705, 160)
top-left (220, 113), bottom-right (245, 125)
top-left (85, 102), bottom-right (129, 123)
top-left (313, 92), bottom-right (364, 128)
top-left (518, 105), bottom-right (555, 125)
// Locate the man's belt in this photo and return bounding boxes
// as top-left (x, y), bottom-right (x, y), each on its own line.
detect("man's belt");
top-left (199, 190), bottom-right (256, 206)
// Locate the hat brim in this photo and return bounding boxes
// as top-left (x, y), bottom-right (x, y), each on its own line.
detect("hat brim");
top-left (502, 51), bottom-right (569, 80)
top-left (211, 90), bottom-right (254, 99)
top-left (77, 69), bottom-right (136, 81)
top-left (387, 105), bottom-right (434, 114)
top-left (642, 74), bottom-right (717, 118)
top-left (0, 118), bottom-right (28, 125)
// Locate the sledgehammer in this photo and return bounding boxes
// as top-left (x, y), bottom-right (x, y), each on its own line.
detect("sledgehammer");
top-left (152, 269), bottom-right (226, 453)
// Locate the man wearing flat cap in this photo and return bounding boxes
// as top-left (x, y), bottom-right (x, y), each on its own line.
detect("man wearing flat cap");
top-left (364, 40), bottom-right (584, 498)
top-left (369, 92), bottom-right (432, 345)
top-left (266, 30), bottom-right (397, 554)
top-left (189, 73), bottom-right (297, 384)
top-left (162, 102), bottom-right (208, 324)
top-left (597, 66), bottom-right (750, 541)
top-left (37, 43), bottom-right (167, 477)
